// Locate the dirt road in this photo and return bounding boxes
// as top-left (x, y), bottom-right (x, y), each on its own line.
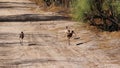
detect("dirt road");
top-left (0, 0), bottom-right (119, 68)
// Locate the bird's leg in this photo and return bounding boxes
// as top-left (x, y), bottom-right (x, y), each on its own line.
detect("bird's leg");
top-left (20, 38), bottom-right (22, 45)
top-left (20, 39), bottom-right (23, 46)
top-left (21, 39), bottom-right (23, 45)
top-left (68, 38), bottom-right (70, 45)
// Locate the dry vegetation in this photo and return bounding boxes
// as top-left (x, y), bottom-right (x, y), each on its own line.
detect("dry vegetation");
top-left (29, 0), bottom-right (70, 16)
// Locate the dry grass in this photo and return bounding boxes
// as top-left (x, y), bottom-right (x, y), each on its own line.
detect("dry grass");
top-left (102, 31), bottom-right (120, 38)
top-left (77, 22), bottom-right (120, 38)
top-left (29, 0), bottom-right (70, 16)
top-left (29, 0), bottom-right (44, 5)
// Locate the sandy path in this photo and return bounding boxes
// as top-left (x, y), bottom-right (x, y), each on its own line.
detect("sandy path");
top-left (0, 0), bottom-right (119, 68)
top-left (0, 0), bottom-right (36, 16)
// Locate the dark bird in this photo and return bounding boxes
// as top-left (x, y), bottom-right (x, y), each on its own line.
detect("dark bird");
top-left (19, 31), bottom-right (24, 45)
top-left (66, 26), bottom-right (75, 45)
top-left (67, 30), bottom-right (75, 40)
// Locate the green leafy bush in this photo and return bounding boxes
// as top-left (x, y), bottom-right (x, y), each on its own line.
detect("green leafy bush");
top-left (72, 0), bottom-right (91, 21)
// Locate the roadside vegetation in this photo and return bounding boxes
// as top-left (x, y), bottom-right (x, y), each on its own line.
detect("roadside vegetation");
top-left (72, 0), bottom-right (120, 31)
top-left (30, 0), bottom-right (120, 32)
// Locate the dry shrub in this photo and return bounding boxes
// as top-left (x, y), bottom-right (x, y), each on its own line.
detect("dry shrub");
top-left (29, 0), bottom-right (44, 6)
top-left (109, 31), bottom-right (120, 38)
top-left (82, 23), bottom-right (120, 38)
top-left (100, 31), bottom-right (120, 39)
top-left (79, 23), bottom-right (102, 33)
top-left (29, 0), bottom-right (70, 16)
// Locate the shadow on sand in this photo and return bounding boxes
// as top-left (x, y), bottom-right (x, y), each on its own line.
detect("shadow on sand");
top-left (8, 58), bottom-right (82, 65)
top-left (0, 6), bottom-right (31, 8)
top-left (0, 2), bottom-right (35, 4)
top-left (0, 14), bottom-right (70, 22)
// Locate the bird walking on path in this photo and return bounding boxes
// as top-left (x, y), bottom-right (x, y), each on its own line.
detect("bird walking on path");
top-left (66, 26), bottom-right (76, 45)
top-left (67, 30), bottom-right (75, 45)
top-left (19, 31), bottom-right (24, 45)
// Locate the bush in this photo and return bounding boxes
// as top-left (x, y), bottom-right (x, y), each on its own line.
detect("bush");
top-left (72, 0), bottom-right (120, 31)
top-left (72, 0), bottom-right (91, 21)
